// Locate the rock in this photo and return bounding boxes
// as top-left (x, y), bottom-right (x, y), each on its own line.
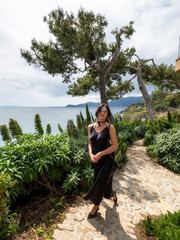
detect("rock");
top-left (53, 229), bottom-right (78, 240)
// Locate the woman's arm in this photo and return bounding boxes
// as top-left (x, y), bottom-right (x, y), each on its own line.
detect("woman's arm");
top-left (88, 124), bottom-right (98, 163)
top-left (88, 124), bottom-right (93, 158)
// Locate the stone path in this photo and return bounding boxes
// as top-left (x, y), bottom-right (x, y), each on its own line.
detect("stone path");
top-left (53, 140), bottom-right (180, 240)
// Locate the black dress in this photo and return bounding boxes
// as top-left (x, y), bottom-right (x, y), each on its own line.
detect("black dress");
top-left (83, 124), bottom-right (114, 205)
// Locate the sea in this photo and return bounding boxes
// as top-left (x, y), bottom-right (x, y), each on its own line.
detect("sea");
top-left (0, 106), bottom-right (125, 146)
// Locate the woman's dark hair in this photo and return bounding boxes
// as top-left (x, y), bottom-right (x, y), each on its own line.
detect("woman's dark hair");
top-left (95, 103), bottom-right (112, 122)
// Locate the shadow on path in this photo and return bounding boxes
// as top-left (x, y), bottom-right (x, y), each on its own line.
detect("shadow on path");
top-left (88, 201), bottom-right (135, 240)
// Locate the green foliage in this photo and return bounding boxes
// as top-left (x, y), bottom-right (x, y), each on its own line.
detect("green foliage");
top-left (81, 166), bottom-right (94, 189)
top-left (34, 114), bottom-right (44, 137)
top-left (67, 120), bottom-right (73, 137)
top-left (122, 105), bottom-right (148, 123)
top-left (0, 175), bottom-right (20, 239)
top-left (46, 123), bottom-right (52, 135)
top-left (150, 127), bottom-right (180, 173)
top-left (165, 92), bottom-right (180, 108)
top-left (142, 210), bottom-right (180, 240)
top-left (115, 139), bottom-right (128, 169)
top-left (80, 111), bottom-right (85, 124)
top-left (36, 226), bottom-right (44, 236)
top-left (152, 90), bottom-right (180, 111)
top-left (86, 104), bottom-right (91, 124)
top-left (76, 114), bottom-right (83, 130)
top-left (143, 63), bottom-right (180, 92)
top-left (0, 128), bottom-right (92, 203)
top-left (58, 123), bottom-right (63, 133)
top-left (0, 125), bottom-right (11, 142)
top-left (158, 117), bottom-right (172, 129)
top-left (21, 7), bottom-right (135, 102)
top-left (50, 196), bottom-right (65, 209)
top-left (62, 170), bottom-right (81, 193)
top-left (118, 128), bottom-right (136, 145)
top-left (134, 124), bottom-right (147, 138)
top-left (172, 111), bottom-right (180, 123)
top-left (9, 118), bottom-right (23, 139)
top-left (143, 130), bottom-right (154, 146)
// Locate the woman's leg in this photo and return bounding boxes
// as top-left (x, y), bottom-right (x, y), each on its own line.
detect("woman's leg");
top-left (89, 204), bottom-right (99, 215)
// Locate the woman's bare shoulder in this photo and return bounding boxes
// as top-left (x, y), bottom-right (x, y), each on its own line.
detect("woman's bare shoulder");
top-left (88, 123), bottom-right (96, 129)
top-left (109, 124), bottom-right (116, 131)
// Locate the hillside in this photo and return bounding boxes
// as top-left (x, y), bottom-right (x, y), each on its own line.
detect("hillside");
top-left (66, 96), bottom-right (144, 108)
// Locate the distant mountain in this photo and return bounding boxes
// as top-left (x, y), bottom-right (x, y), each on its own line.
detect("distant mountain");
top-left (66, 96), bottom-right (144, 108)
top-left (109, 96), bottom-right (144, 106)
top-left (66, 101), bottom-right (100, 107)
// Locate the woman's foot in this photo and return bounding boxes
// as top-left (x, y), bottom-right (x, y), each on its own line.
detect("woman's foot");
top-left (112, 190), bottom-right (117, 205)
top-left (88, 205), bottom-right (99, 219)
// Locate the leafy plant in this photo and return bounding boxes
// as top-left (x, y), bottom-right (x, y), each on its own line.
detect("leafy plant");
top-left (76, 114), bottom-right (83, 130)
top-left (0, 125), bottom-right (11, 142)
top-left (134, 124), bottom-right (147, 138)
top-left (0, 175), bottom-right (20, 239)
top-left (62, 170), bottom-right (81, 193)
top-left (9, 118), bottom-right (23, 139)
top-left (34, 114), bottom-right (44, 136)
top-left (151, 128), bottom-right (180, 173)
top-left (142, 210), bottom-right (180, 240)
top-left (143, 130), bottom-right (154, 146)
top-left (36, 226), bottom-right (44, 236)
top-left (46, 123), bottom-right (52, 135)
top-left (58, 123), bottom-right (63, 133)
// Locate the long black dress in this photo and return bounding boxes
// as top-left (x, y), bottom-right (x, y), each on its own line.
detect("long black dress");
top-left (83, 124), bottom-right (114, 205)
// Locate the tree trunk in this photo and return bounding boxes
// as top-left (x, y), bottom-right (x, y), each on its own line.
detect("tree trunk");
top-left (99, 74), bottom-right (108, 104)
top-left (137, 70), bottom-right (156, 121)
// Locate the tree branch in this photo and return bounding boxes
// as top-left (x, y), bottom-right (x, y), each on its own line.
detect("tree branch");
top-left (126, 74), bottom-right (137, 83)
top-left (85, 57), bottom-right (100, 73)
top-left (121, 74), bottom-right (137, 87)
top-left (142, 58), bottom-right (156, 68)
top-left (133, 54), bottom-right (156, 69)
top-left (74, 64), bottom-right (91, 73)
top-left (134, 54), bottom-right (141, 62)
top-left (103, 35), bottom-right (121, 76)
top-left (93, 48), bottom-right (103, 72)
top-left (125, 65), bottom-right (138, 71)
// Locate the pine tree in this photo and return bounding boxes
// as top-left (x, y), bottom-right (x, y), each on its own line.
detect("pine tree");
top-left (21, 8), bottom-right (135, 104)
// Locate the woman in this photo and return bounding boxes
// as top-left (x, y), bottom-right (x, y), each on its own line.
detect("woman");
top-left (83, 103), bottom-right (118, 219)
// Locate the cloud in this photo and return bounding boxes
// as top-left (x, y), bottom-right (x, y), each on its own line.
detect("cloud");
top-left (0, 0), bottom-right (179, 106)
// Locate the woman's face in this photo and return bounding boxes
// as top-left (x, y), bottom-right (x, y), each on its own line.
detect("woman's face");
top-left (97, 106), bottom-right (108, 121)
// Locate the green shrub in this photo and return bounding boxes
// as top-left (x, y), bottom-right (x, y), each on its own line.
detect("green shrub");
top-left (46, 123), bottom-right (52, 135)
top-left (153, 101), bottom-right (167, 111)
top-left (134, 124), bottom-right (147, 138)
top-left (143, 130), bottom-right (154, 146)
top-left (9, 119), bottom-right (23, 139)
top-left (58, 123), bottom-right (63, 133)
top-left (0, 125), bottom-right (11, 142)
top-left (152, 127), bottom-right (180, 173)
top-left (35, 114), bottom-right (44, 136)
top-left (172, 111), bottom-right (180, 123)
top-left (0, 132), bottom-right (91, 203)
top-left (165, 92), bottom-right (180, 108)
top-left (0, 175), bottom-right (20, 239)
top-left (142, 210), bottom-right (180, 240)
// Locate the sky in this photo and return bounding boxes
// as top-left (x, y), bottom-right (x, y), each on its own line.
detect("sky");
top-left (0, 0), bottom-right (179, 107)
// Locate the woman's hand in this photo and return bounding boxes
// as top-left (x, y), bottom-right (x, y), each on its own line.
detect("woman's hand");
top-left (90, 154), bottom-right (98, 163)
top-left (91, 152), bottom-right (103, 163)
